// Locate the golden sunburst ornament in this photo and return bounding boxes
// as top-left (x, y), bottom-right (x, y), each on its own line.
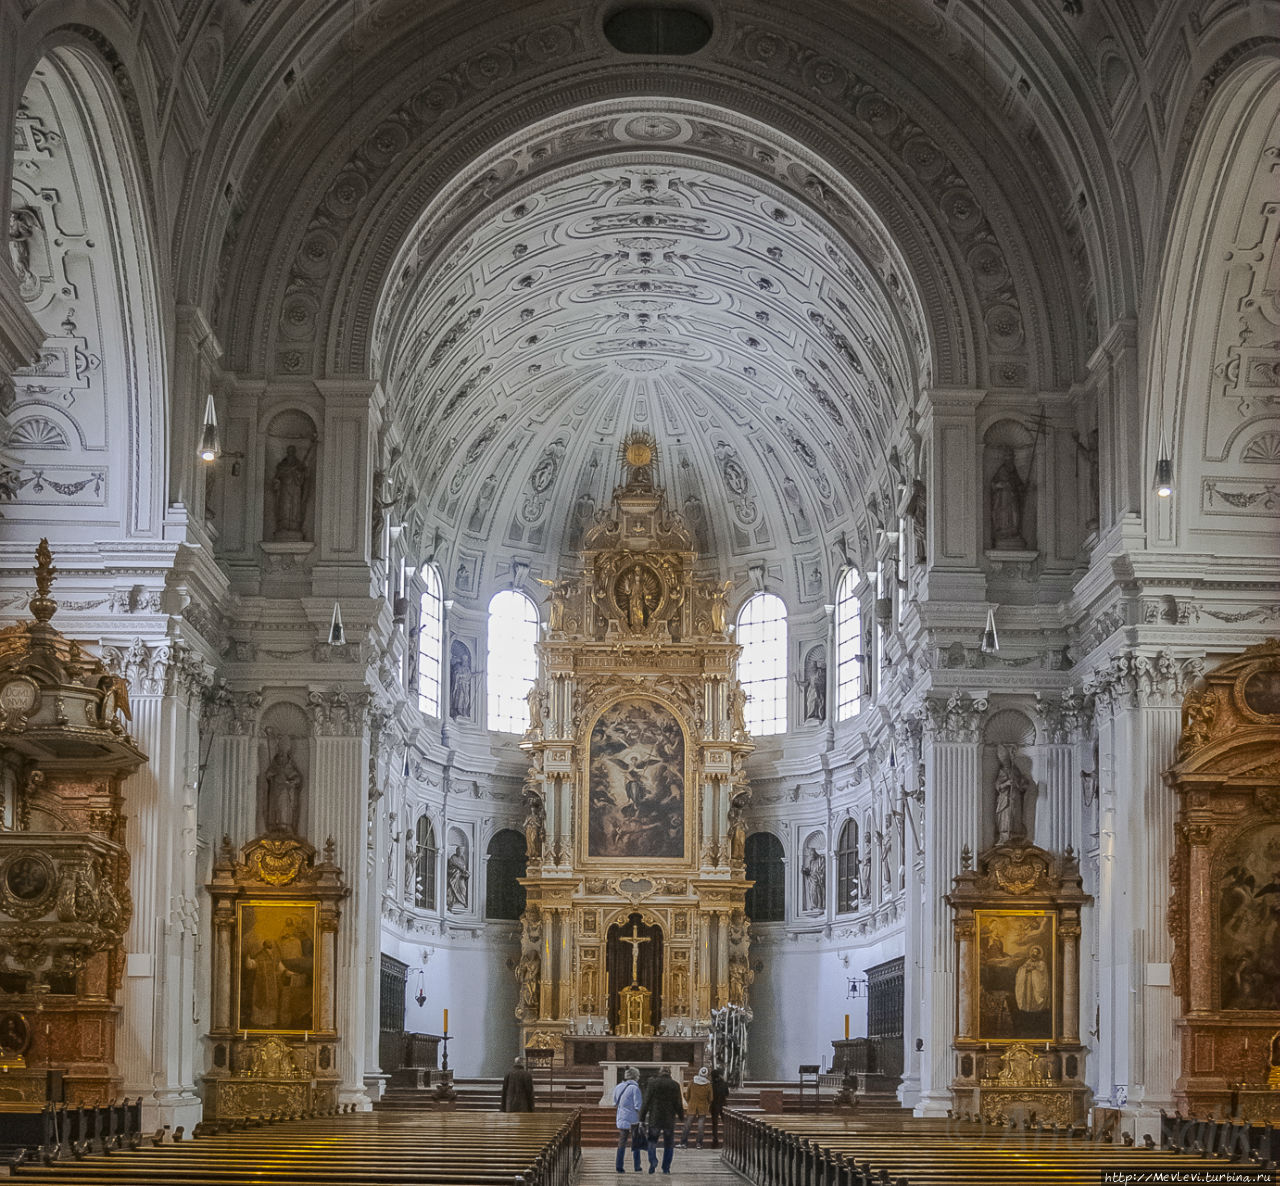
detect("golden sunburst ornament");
top-left (619, 430), bottom-right (659, 472)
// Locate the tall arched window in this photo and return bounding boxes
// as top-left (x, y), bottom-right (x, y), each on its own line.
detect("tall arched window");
top-left (737, 593), bottom-right (788, 736)
top-left (834, 568), bottom-right (863, 721)
top-left (412, 815), bottom-right (437, 910)
top-left (744, 831), bottom-right (785, 922)
top-left (836, 818), bottom-right (859, 914)
top-left (487, 590), bottom-right (539, 733)
top-left (485, 829), bottom-right (528, 920)
top-left (417, 565), bottom-right (444, 717)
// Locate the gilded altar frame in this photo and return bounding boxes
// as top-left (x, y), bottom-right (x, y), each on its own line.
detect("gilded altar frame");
top-left (202, 833), bottom-right (348, 1120)
top-left (1169, 639), bottom-right (1280, 1123)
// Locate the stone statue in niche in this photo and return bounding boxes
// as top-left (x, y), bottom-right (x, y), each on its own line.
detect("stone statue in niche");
top-left (989, 447), bottom-right (1028, 550)
top-left (801, 645), bottom-right (827, 723)
top-left (449, 640), bottom-right (473, 720)
top-left (515, 907), bottom-right (542, 1018)
top-left (859, 840), bottom-right (872, 901)
top-left (993, 744), bottom-right (1032, 843)
top-left (905, 479), bottom-right (927, 564)
top-left (270, 444), bottom-right (313, 541)
top-left (262, 732), bottom-right (304, 835)
top-left (801, 836), bottom-right (825, 911)
top-left (446, 842), bottom-right (469, 912)
top-left (370, 469), bottom-right (398, 558)
top-left (1074, 428), bottom-right (1100, 533)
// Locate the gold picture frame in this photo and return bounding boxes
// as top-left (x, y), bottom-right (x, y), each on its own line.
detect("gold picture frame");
top-left (235, 900), bottom-right (318, 1033)
top-left (974, 909), bottom-right (1056, 1043)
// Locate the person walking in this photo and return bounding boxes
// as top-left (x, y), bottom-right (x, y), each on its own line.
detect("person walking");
top-left (613, 1066), bottom-right (644, 1173)
top-left (500, 1056), bottom-right (536, 1112)
top-left (709, 1065), bottom-right (730, 1148)
top-left (639, 1065), bottom-right (684, 1174)
top-left (680, 1066), bottom-right (712, 1148)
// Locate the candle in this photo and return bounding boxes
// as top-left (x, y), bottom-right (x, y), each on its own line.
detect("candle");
top-left (844, 1014), bottom-right (850, 1040)
top-left (443, 1008), bottom-right (448, 1033)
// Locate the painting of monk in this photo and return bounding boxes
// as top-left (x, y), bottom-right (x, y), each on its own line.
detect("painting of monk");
top-left (237, 902), bottom-right (317, 1032)
top-left (588, 698), bottom-right (685, 859)
top-left (975, 910), bottom-right (1055, 1041)
top-left (1218, 823), bottom-right (1280, 1011)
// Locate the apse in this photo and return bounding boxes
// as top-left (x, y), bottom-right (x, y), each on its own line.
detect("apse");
top-left (372, 103), bottom-right (929, 604)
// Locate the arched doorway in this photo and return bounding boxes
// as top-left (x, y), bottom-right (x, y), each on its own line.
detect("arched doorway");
top-left (606, 912), bottom-right (663, 1035)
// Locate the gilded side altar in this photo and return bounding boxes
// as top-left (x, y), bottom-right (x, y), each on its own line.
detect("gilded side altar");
top-left (516, 433), bottom-right (754, 1057)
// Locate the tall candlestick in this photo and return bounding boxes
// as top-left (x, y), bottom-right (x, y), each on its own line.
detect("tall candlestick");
top-left (443, 1008), bottom-right (448, 1033)
top-left (844, 1014), bottom-right (850, 1040)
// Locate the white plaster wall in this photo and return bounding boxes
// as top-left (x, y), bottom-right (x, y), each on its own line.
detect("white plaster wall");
top-left (384, 932), bottom-right (520, 1078)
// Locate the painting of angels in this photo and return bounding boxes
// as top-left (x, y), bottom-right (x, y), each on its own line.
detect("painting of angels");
top-left (1218, 822), bottom-right (1280, 1010)
top-left (588, 698), bottom-right (685, 859)
top-left (975, 910), bottom-right (1056, 1041)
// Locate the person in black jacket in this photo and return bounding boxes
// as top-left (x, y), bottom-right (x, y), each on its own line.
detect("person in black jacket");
top-left (709, 1065), bottom-right (730, 1147)
top-left (500, 1057), bottom-right (536, 1112)
top-left (638, 1065), bottom-right (685, 1174)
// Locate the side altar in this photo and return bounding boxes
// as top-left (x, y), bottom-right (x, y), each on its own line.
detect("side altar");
top-left (516, 432), bottom-right (755, 1061)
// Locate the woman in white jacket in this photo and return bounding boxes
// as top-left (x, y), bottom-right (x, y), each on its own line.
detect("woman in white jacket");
top-left (613, 1066), bottom-right (644, 1173)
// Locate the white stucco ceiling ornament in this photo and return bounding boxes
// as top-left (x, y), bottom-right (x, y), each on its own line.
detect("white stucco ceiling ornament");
top-left (373, 102), bottom-right (927, 603)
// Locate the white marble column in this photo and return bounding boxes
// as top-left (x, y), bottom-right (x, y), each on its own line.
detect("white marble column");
top-left (308, 686), bottom-right (373, 1108)
top-left (113, 640), bottom-right (210, 1131)
top-left (915, 691), bottom-right (985, 1117)
top-left (1087, 649), bottom-right (1188, 1137)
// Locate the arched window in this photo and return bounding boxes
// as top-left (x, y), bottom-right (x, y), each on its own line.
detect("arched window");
top-left (737, 593), bottom-right (788, 736)
top-left (417, 565), bottom-right (444, 717)
top-left (744, 831), bottom-right (785, 922)
top-left (836, 818), bottom-right (859, 914)
top-left (487, 590), bottom-right (540, 733)
top-left (412, 815), bottom-right (437, 911)
top-left (485, 829), bottom-right (528, 920)
top-left (834, 568), bottom-right (863, 721)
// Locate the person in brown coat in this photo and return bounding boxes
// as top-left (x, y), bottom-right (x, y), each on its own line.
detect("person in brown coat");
top-left (680, 1066), bottom-right (712, 1148)
top-left (500, 1057), bottom-right (536, 1112)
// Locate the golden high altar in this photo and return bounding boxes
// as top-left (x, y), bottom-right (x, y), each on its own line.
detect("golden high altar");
top-left (516, 433), bottom-right (754, 1066)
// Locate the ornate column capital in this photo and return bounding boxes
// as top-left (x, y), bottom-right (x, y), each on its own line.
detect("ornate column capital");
top-left (203, 682), bottom-right (262, 735)
top-left (1032, 688), bottom-right (1095, 743)
top-left (1084, 647), bottom-right (1203, 713)
top-left (307, 685), bottom-right (372, 736)
top-left (924, 690), bottom-right (988, 743)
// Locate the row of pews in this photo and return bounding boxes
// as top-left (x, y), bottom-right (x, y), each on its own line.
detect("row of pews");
top-left (3, 1108), bottom-right (580, 1185)
top-left (1161, 1110), bottom-right (1280, 1164)
top-left (722, 1109), bottom-right (1276, 1185)
top-left (0, 1100), bottom-right (143, 1167)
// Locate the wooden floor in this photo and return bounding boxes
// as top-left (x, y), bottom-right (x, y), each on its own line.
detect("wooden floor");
top-left (579, 1146), bottom-right (738, 1182)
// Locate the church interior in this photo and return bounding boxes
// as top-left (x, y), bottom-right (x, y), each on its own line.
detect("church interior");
top-left (1, 0), bottom-right (1280, 1175)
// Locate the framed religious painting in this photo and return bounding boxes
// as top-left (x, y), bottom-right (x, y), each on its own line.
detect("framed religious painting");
top-left (974, 909), bottom-right (1056, 1043)
top-left (584, 697), bottom-right (690, 862)
top-left (236, 900), bottom-right (318, 1033)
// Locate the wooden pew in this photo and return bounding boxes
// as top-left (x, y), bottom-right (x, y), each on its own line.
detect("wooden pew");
top-left (10, 1109), bottom-right (580, 1186)
top-left (722, 1109), bottom-right (1261, 1186)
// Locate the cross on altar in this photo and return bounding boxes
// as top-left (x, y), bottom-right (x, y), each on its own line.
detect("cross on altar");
top-left (620, 920), bottom-right (649, 987)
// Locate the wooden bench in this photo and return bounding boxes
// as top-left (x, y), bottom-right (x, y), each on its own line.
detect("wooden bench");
top-left (9, 1109), bottom-right (580, 1185)
top-left (722, 1109), bottom-right (1265, 1186)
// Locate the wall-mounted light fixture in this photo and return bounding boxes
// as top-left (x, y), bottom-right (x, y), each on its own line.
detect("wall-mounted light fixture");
top-left (980, 605), bottom-right (1000, 655)
top-left (328, 601), bottom-right (346, 647)
top-left (199, 394), bottom-right (220, 462)
top-left (1154, 429), bottom-right (1173, 499)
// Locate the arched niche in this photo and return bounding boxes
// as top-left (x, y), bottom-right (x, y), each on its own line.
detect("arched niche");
top-left (262, 408), bottom-right (319, 544)
top-left (256, 701), bottom-right (311, 839)
top-left (800, 829), bottom-right (826, 914)
top-left (983, 709), bottom-right (1038, 851)
top-left (982, 418), bottom-right (1039, 554)
top-left (445, 825), bottom-right (470, 914)
top-left (7, 46), bottom-right (166, 541)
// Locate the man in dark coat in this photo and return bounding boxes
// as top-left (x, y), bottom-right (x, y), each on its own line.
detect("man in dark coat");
top-left (639, 1065), bottom-right (685, 1174)
top-left (500, 1057), bottom-right (536, 1112)
top-left (709, 1066), bottom-right (730, 1147)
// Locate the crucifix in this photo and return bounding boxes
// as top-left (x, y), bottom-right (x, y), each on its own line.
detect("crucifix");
top-left (620, 920), bottom-right (649, 988)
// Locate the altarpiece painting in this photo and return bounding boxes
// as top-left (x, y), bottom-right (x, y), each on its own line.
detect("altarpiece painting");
top-left (975, 910), bottom-right (1055, 1042)
top-left (587, 698), bottom-right (685, 859)
top-left (236, 901), bottom-right (317, 1032)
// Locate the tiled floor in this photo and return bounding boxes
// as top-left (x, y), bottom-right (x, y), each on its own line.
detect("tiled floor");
top-left (579, 1146), bottom-right (741, 1182)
